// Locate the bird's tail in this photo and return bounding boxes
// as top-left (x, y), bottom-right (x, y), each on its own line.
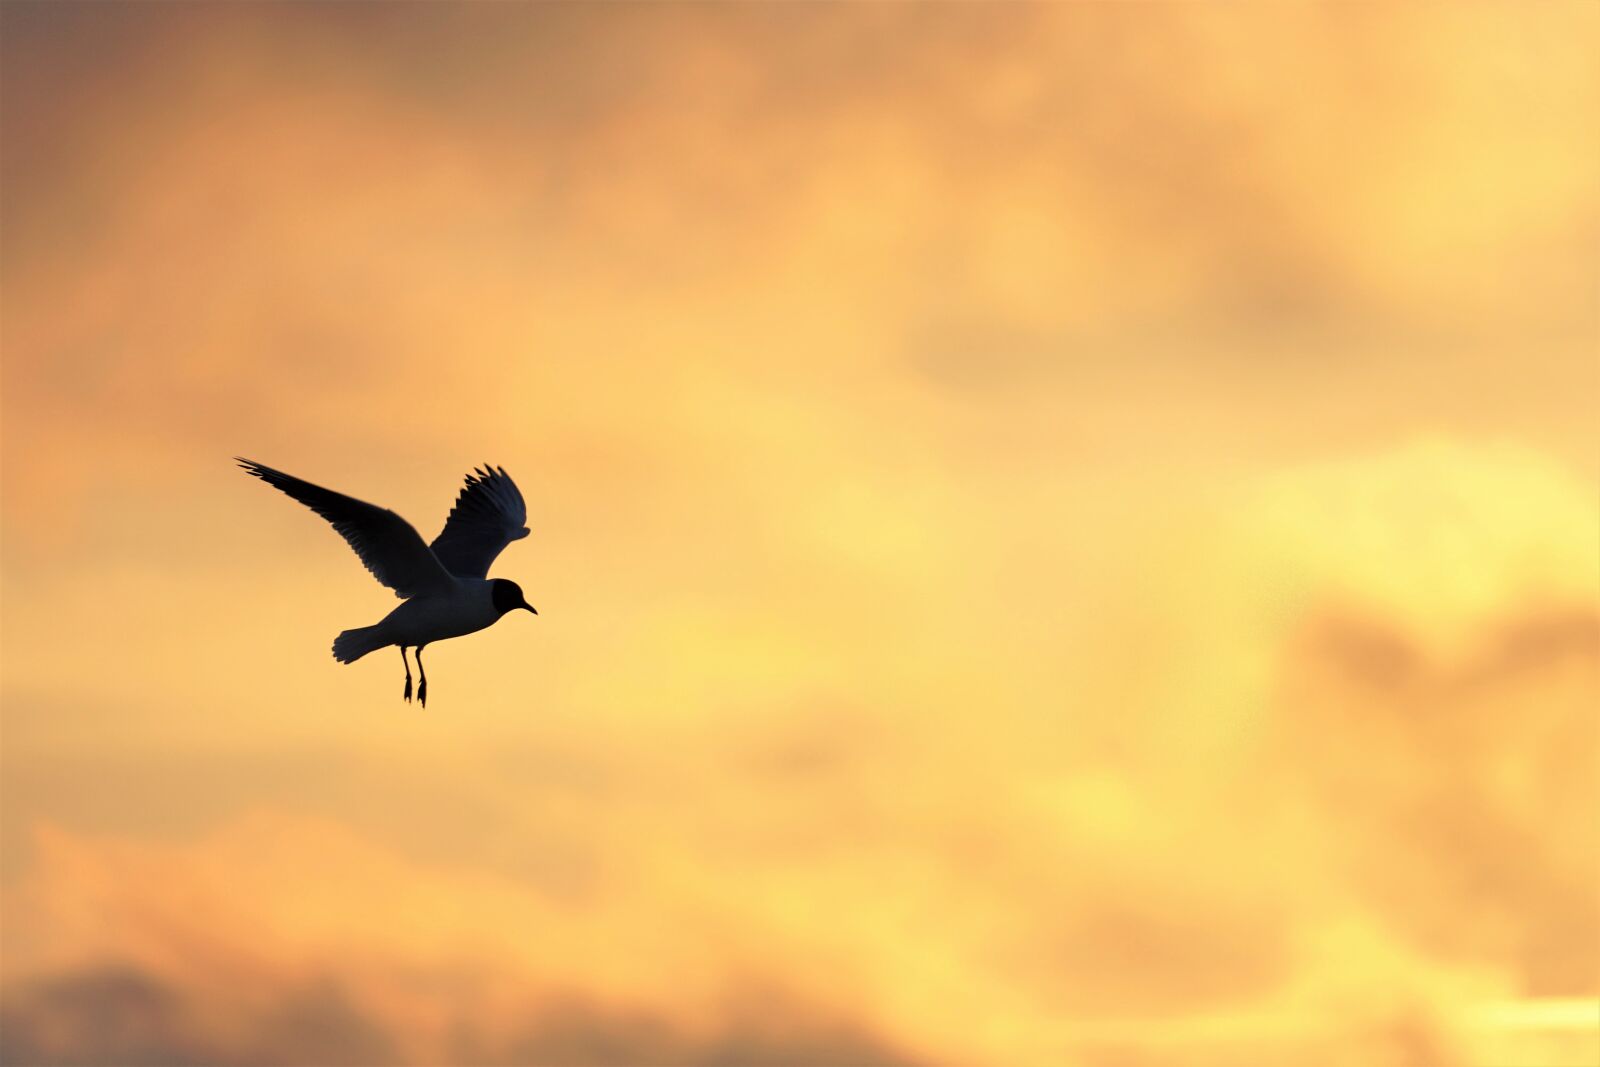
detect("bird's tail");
top-left (332, 625), bottom-right (388, 664)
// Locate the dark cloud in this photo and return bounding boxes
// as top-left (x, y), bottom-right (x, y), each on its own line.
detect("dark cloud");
top-left (0, 969), bottom-right (400, 1067)
top-left (487, 992), bottom-right (921, 1067)
top-left (0, 966), bottom-right (210, 1067)
top-left (1, 966), bottom-right (922, 1067)
top-left (247, 982), bottom-right (401, 1067)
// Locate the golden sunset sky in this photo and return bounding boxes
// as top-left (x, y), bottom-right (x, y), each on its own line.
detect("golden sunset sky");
top-left (1, 3), bottom-right (1596, 1065)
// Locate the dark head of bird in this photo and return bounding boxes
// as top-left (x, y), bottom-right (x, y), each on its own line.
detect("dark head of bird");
top-left (491, 578), bottom-right (537, 616)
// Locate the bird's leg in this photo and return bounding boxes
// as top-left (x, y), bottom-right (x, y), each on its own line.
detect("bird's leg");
top-left (400, 646), bottom-right (412, 703)
top-left (416, 645), bottom-right (428, 708)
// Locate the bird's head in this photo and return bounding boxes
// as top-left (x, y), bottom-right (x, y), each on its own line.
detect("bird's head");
top-left (491, 578), bottom-right (537, 616)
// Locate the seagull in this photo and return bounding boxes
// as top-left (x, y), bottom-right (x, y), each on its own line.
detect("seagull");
top-left (237, 458), bottom-right (537, 707)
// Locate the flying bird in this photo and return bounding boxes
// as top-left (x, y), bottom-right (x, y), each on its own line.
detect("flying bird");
top-left (237, 458), bottom-right (537, 707)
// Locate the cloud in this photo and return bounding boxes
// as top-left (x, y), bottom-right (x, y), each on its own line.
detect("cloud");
top-left (2, 3), bottom-right (1597, 1065)
top-left (4, 440), bottom-right (1595, 1065)
top-left (0, 963), bottom-right (924, 1067)
top-left (3, 2), bottom-right (1596, 540)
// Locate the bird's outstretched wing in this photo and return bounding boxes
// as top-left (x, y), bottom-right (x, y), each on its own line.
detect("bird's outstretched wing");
top-left (429, 464), bottom-right (530, 578)
top-left (237, 458), bottom-right (455, 599)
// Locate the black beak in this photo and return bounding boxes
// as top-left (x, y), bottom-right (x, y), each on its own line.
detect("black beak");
top-left (523, 602), bottom-right (538, 615)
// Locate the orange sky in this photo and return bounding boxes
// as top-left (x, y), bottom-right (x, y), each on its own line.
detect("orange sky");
top-left (1, 4), bottom-right (1596, 1066)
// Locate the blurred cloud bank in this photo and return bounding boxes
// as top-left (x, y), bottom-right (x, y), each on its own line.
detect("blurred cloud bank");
top-left (2, 4), bottom-right (1596, 1065)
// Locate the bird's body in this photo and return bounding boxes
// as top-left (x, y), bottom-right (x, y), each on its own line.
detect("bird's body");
top-left (237, 457), bottom-right (537, 706)
top-left (334, 578), bottom-right (506, 662)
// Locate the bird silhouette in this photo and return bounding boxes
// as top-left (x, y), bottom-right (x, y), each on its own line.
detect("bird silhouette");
top-left (237, 458), bottom-right (536, 706)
